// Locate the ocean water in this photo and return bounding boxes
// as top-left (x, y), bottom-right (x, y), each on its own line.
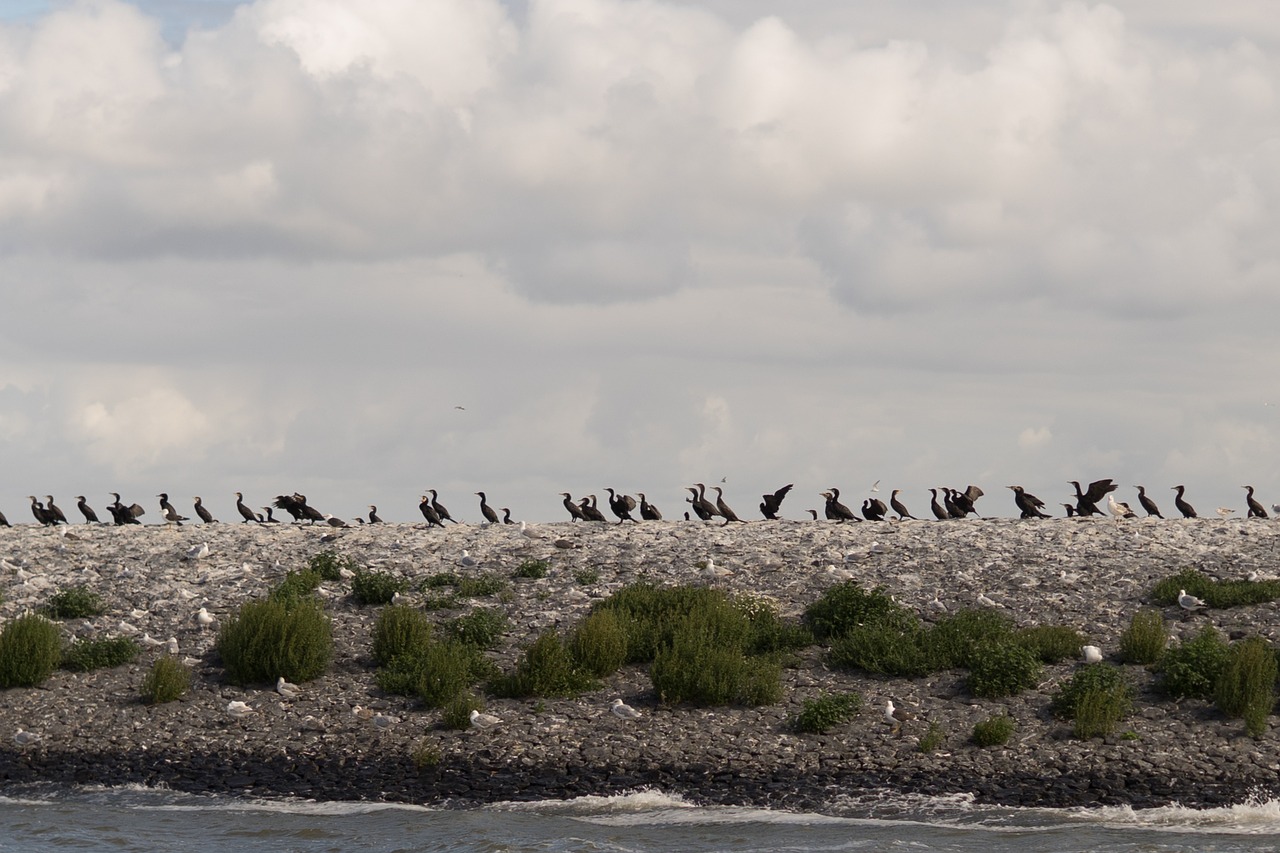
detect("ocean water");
top-left (4, 787), bottom-right (1280, 853)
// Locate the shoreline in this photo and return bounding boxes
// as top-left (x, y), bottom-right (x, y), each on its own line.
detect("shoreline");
top-left (4, 518), bottom-right (1280, 811)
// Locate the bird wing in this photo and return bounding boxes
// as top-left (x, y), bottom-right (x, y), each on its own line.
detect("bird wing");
top-left (1084, 479), bottom-right (1117, 502)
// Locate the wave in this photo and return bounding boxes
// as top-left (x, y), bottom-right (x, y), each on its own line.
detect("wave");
top-left (1068, 793), bottom-right (1280, 835)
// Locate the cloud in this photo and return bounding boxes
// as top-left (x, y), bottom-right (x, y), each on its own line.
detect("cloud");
top-left (1018, 426), bottom-right (1053, 450)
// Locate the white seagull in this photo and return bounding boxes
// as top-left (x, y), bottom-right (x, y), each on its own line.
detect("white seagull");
top-left (1082, 645), bottom-right (1103, 664)
top-left (469, 709), bottom-right (502, 730)
top-left (610, 698), bottom-right (642, 719)
top-left (276, 676), bottom-right (302, 700)
top-left (518, 521), bottom-right (542, 541)
top-left (1178, 589), bottom-right (1207, 611)
top-left (373, 714), bottom-right (400, 730)
top-left (226, 700), bottom-right (254, 720)
top-left (196, 608), bottom-right (215, 628)
top-left (186, 542), bottom-right (210, 560)
top-left (1216, 507), bottom-right (1236, 519)
top-left (13, 730), bottom-right (42, 747)
top-left (459, 550), bottom-right (478, 568)
top-left (884, 700), bottom-right (916, 735)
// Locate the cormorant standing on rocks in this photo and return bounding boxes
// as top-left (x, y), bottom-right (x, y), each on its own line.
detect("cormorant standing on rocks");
top-left (75, 496), bottom-right (99, 524)
top-left (260, 507), bottom-right (279, 523)
top-left (637, 493), bottom-right (662, 521)
top-left (1062, 503), bottom-right (1077, 517)
top-left (1069, 479), bottom-right (1116, 517)
top-left (158, 494), bottom-right (187, 525)
top-left (928, 489), bottom-right (947, 520)
top-left (713, 487), bottom-right (746, 525)
top-left (274, 494), bottom-right (307, 522)
top-left (44, 496), bottom-right (68, 525)
top-left (193, 497), bottom-right (216, 524)
top-left (862, 498), bottom-right (888, 521)
top-left (429, 490), bottom-right (460, 524)
top-left (295, 494), bottom-right (326, 524)
top-left (604, 488), bottom-right (638, 523)
top-left (1172, 485), bottom-right (1197, 518)
top-left (418, 496), bottom-right (444, 526)
top-left (501, 508), bottom-right (514, 524)
top-left (476, 492), bottom-right (500, 524)
top-left (580, 497), bottom-right (607, 522)
top-left (686, 488), bottom-right (714, 521)
top-left (952, 486), bottom-right (983, 518)
top-left (759, 484), bottom-right (794, 520)
top-left (107, 493), bottom-right (144, 524)
top-left (368, 505), bottom-right (383, 524)
top-left (0, 508), bottom-right (8, 527)
top-left (1244, 486), bottom-right (1268, 519)
top-left (805, 509), bottom-right (818, 520)
top-left (29, 496), bottom-right (51, 525)
top-left (1008, 486), bottom-right (1050, 519)
top-left (561, 493), bottom-right (587, 522)
top-left (1134, 486), bottom-right (1162, 518)
top-left (235, 493), bottom-right (260, 523)
top-left (693, 484), bottom-right (722, 521)
top-left (823, 489), bottom-right (859, 522)
top-left (942, 488), bottom-right (962, 519)
top-left (889, 489), bottom-right (916, 520)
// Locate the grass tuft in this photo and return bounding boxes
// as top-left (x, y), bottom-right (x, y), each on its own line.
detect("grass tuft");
top-left (1214, 636), bottom-right (1277, 737)
top-left (371, 605), bottom-right (433, 667)
top-left (1052, 663), bottom-right (1134, 739)
top-left (1119, 609), bottom-right (1167, 665)
top-left (44, 586), bottom-right (105, 619)
top-left (1158, 624), bottom-right (1230, 700)
top-left (1151, 569), bottom-right (1280, 609)
top-left (217, 597), bottom-right (333, 685)
top-left (61, 637), bottom-right (139, 672)
top-left (972, 715), bottom-right (1015, 747)
top-left (0, 614), bottom-right (62, 687)
top-left (794, 692), bottom-right (862, 734)
top-left (141, 655), bottom-right (190, 704)
top-left (351, 570), bottom-right (407, 606)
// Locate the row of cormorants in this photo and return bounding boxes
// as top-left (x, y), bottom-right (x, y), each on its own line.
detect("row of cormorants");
top-left (2, 480), bottom-right (1274, 528)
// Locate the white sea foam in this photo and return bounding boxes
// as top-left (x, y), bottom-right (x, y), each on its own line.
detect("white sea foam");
top-left (1069, 794), bottom-right (1280, 835)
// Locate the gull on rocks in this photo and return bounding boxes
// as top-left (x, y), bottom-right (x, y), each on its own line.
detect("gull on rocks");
top-left (373, 714), bottom-right (400, 730)
top-left (610, 698), bottom-right (642, 719)
top-left (300, 715), bottom-right (327, 732)
top-left (884, 700), bottom-right (916, 735)
top-left (13, 730), bottom-right (42, 747)
top-left (166, 637), bottom-right (179, 655)
top-left (186, 543), bottom-right (210, 560)
top-left (519, 520), bottom-right (543, 541)
top-left (226, 700), bottom-right (254, 720)
top-left (196, 608), bottom-right (215, 628)
top-left (470, 709), bottom-right (502, 730)
top-left (1178, 589), bottom-right (1207, 611)
top-left (141, 633), bottom-right (166, 648)
top-left (1216, 507), bottom-right (1236, 519)
top-left (1082, 645), bottom-right (1103, 664)
top-left (459, 550), bottom-right (478, 568)
top-left (976, 592), bottom-right (1000, 608)
top-left (323, 514), bottom-right (349, 528)
top-left (276, 676), bottom-right (302, 700)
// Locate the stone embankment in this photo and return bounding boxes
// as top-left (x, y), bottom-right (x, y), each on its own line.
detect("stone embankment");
top-left (3, 517), bottom-right (1280, 810)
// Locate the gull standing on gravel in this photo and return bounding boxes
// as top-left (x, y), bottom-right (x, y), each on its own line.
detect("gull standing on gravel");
top-left (13, 730), bottom-right (42, 747)
top-left (276, 676), bottom-right (302, 700)
top-left (884, 700), bottom-right (916, 735)
top-left (610, 699), bottom-right (642, 719)
top-left (1082, 645), bottom-right (1103, 664)
top-left (373, 714), bottom-right (400, 730)
top-left (196, 608), bottom-right (215, 628)
top-left (469, 709), bottom-right (502, 730)
top-left (226, 700), bottom-right (254, 720)
top-left (1178, 589), bottom-right (1207, 611)
top-left (186, 542), bottom-right (210, 560)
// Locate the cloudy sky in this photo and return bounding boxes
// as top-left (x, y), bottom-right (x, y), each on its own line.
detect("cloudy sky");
top-left (1, 0), bottom-right (1278, 524)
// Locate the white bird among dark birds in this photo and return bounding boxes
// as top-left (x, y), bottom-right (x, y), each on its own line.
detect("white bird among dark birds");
top-left (226, 700), bottom-right (254, 720)
top-left (469, 709), bottom-right (502, 729)
top-left (610, 698), bottom-right (642, 719)
top-left (186, 542), bottom-right (210, 560)
top-left (1082, 645), bottom-right (1103, 664)
top-left (1216, 507), bottom-right (1235, 519)
top-left (323, 514), bottom-right (349, 528)
top-left (884, 700), bottom-right (916, 735)
top-left (276, 676), bottom-right (302, 700)
top-left (1178, 589), bottom-right (1206, 611)
top-left (13, 730), bottom-right (42, 747)
top-left (519, 520), bottom-right (542, 541)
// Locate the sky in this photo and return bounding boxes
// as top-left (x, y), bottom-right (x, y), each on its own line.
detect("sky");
top-left (1, 0), bottom-right (1278, 524)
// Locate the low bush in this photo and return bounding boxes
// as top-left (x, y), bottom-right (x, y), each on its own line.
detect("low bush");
top-left (412, 739), bottom-right (442, 770)
top-left (446, 607), bottom-right (507, 649)
top-left (457, 575), bottom-right (507, 598)
top-left (1158, 625), bottom-right (1230, 700)
top-left (351, 570), bottom-right (406, 606)
top-left (574, 568), bottom-right (600, 585)
top-left (1119, 609), bottom-right (1167, 665)
top-left (597, 583), bottom-right (739, 664)
top-left (269, 570), bottom-right (323, 605)
top-left (513, 558), bottom-right (550, 580)
top-left (827, 622), bottom-right (932, 676)
top-left (794, 692), bottom-right (863, 734)
top-left (141, 655), bottom-right (190, 704)
top-left (740, 598), bottom-right (813, 654)
top-left (491, 630), bottom-right (597, 698)
top-left (1052, 664), bottom-right (1134, 738)
top-left (568, 609), bottom-right (628, 677)
top-left (649, 606), bottom-right (781, 707)
top-left (918, 722), bottom-right (946, 753)
top-left (1215, 637), bottom-right (1278, 737)
top-left (441, 692), bottom-right (484, 730)
top-left (421, 572), bottom-right (460, 589)
top-left (372, 605), bottom-right (433, 667)
top-left (803, 582), bottom-right (916, 641)
top-left (1017, 625), bottom-right (1085, 664)
top-left (967, 641), bottom-right (1043, 699)
top-left (308, 550), bottom-right (356, 582)
top-left (44, 586), bottom-right (105, 619)
top-left (217, 598), bottom-right (333, 685)
top-left (0, 615), bottom-right (63, 687)
top-left (61, 637), bottom-right (139, 672)
top-left (1151, 569), bottom-right (1280, 609)
top-left (972, 715), bottom-right (1016, 747)
top-left (926, 609), bottom-right (1016, 670)
top-left (378, 641), bottom-right (493, 707)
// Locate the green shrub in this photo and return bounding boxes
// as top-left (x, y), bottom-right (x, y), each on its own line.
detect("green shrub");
top-left (61, 637), bottom-right (139, 672)
top-left (491, 630), bottom-right (597, 698)
top-left (803, 581), bottom-right (916, 641)
top-left (918, 722), bottom-right (946, 753)
top-left (598, 583), bottom-right (742, 664)
top-left (378, 641), bottom-right (493, 707)
top-left (513, 558), bottom-right (550, 579)
top-left (269, 570), bottom-right (322, 605)
top-left (742, 606), bottom-right (813, 655)
top-left (925, 609), bottom-right (1016, 670)
top-left (972, 715), bottom-right (1016, 747)
top-left (217, 598), bottom-right (333, 685)
top-left (1119, 609), bottom-right (1167, 665)
top-left (1151, 569), bottom-right (1280, 609)
top-left (0, 614), bottom-right (63, 687)
top-left (1017, 625), bottom-right (1085, 664)
top-left (372, 605), bottom-right (433, 667)
top-left (967, 641), bottom-right (1043, 699)
top-left (412, 739), bottom-right (442, 770)
top-left (446, 607), bottom-right (507, 649)
top-left (141, 655), bottom-right (190, 704)
top-left (44, 586), bottom-right (105, 619)
top-left (648, 607), bottom-right (780, 707)
top-left (574, 568), bottom-right (600, 585)
top-left (1052, 664), bottom-right (1134, 738)
top-left (739, 656), bottom-right (785, 705)
top-left (794, 692), bottom-right (863, 734)
top-left (351, 570), bottom-right (406, 606)
top-left (827, 622), bottom-right (932, 676)
top-left (308, 550), bottom-right (356, 582)
top-left (441, 692), bottom-right (484, 729)
top-left (457, 575), bottom-right (507, 598)
top-left (1215, 637), bottom-right (1278, 737)
top-left (1158, 625), bottom-right (1230, 700)
top-left (568, 609), bottom-right (628, 677)
top-left (421, 572), bottom-right (460, 589)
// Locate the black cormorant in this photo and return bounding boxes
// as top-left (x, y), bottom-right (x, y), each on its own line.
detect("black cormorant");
top-left (1069, 479), bottom-right (1116, 517)
top-left (44, 496), bottom-right (68, 525)
top-left (928, 489), bottom-right (947, 520)
top-left (429, 490), bottom-right (459, 524)
top-left (687, 487), bottom-right (714, 521)
top-left (419, 496), bottom-right (444, 526)
top-left (637, 492), bottom-right (662, 521)
top-left (261, 507), bottom-right (279, 523)
top-left (759, 484), bottom-right (794, 520)
top-left (0, 509), bottom-right (8, 527)
top-left (368, 505), bottom-right (383, 524)
top-left (158, 493), bottom-right (186, 525)
top-left (476, 492), bottom-right (500, 524)
top-left (604, 488), bottom-right (638, 523)
top-left (1008, 486), bottom-right (1050, 519)
top-left (193, 497), bottom-right (216, 524)
top-left (75, 496), bottom-right (99, 524)
top-left (561, 493), bottom-right (587, 521)
top-left (580, 497), bottom-right (607, 522)
top-left (823, 488), bottom-right (859, 522)
top-left (1172, 485), bottom-right (1197, 518)
top-left (1134, 486), bottom-right (1162, 518)
top-left (1244, 486), bottom-right (1268, 519)
top-left (713, 487), bottom-right (746, 525)
top-left (889, 489), bottom-right (916, 520)
top-left (1061, 503), bottom-right (1077, 517)
top-left (862, 498), bottom-right (888, 521)
top-left (693, 484), bottom-right (722, 520)
top-left (501, 508), bottom-right (514, 524)
top-left (235, 492), bottom-right (260, 523)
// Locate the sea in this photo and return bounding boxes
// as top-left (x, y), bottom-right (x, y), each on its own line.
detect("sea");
top-left (3, 787), bottom-right (1280, 853)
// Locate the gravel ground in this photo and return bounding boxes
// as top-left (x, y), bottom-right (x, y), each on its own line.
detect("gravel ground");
top-left (3, 516), bottom-right (1280, 810)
